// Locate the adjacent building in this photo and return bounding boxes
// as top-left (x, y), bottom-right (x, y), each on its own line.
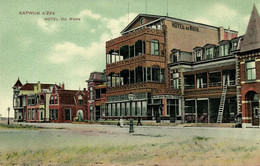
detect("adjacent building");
top-left (238, 4), bottom-right (260, 127)
top-left (86, 72), bottom-right (106, 121)
top-left (13, 79), bottom-right (88, 123)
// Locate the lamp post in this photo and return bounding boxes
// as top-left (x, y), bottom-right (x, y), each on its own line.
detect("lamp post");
top-left (7, 107), bottom-right (10, 125)
top-left (128, 93), bottom-right (135, 133)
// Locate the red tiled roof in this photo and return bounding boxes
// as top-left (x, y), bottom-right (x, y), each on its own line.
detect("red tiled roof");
top-left (58, 90), bottom-right (78, 105)
top-left (20, 83), bottom-right (61, 90)
top-left (13, 79), bottom-right (23, 87)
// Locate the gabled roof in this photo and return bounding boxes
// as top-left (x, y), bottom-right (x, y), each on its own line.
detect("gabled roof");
top-left (13, 78), bottom-right (22, 88)
top-left (240, 4), bottom-right (260, 52)
top-left (58, 90), bottom-right (78, 105)
top-left (121, 13), bottom-right (238, 35)
top-left (20, 83), bottom-right (61, 91)
top-left (121, 14), bottom-right (161, 34)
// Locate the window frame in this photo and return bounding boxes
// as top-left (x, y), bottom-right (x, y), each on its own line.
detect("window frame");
top-left (246, 60), bottom-right (256, 81)
top-left (151, 39), bottom-right (159, 56)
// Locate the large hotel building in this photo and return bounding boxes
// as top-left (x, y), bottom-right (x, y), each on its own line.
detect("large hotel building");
top-left (98, 5), bottom-right (260, 127)
top-left (14, 5), bottom-right (260, 127)
top-left (104, 11), bottom-right (238, 122)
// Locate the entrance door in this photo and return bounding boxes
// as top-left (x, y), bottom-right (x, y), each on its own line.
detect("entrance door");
top-left (245, 91), bottom-right (259, 126)
top-left (252, 104), bottom-right (259, 126)
top-left (77, 110), bottom-right (84, 122)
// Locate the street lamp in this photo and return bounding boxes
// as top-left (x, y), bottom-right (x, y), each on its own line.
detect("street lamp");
top-left (128, 93), bottom-right (135, 133)
top-left (7, 107), bottom-right (10, 125)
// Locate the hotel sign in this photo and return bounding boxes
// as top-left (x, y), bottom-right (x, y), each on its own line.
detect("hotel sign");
top-left (172, 22), bottom-right (199, 32)
top-left (152, 95), bottom-right (180, 99)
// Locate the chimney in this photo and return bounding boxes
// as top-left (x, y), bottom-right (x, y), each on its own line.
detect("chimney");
top-left (37, 81), bottom-right (41, 92)
top-left (61, 83), bottom-right (65, 90)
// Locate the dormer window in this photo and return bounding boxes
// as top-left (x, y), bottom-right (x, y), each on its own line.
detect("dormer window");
top-left (205, 47), bottom-right (214, 59)
top-left (194, 49), bottom-right (203, 61)
top-left (219, 44), bottom-right (229, 56)
top-left (140, 18), bottom-right (145, 25)
top-left (78, 95), bottom-right (83, 105)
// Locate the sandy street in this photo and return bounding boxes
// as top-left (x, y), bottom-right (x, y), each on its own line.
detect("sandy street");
top-left (1, 123), bottom-right (260, 165)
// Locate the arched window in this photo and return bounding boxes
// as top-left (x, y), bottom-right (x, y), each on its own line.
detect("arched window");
top-left (78, 95), bottom-right (83, 105)
top-left (151, 39), bottom-right (159, 55)
top-left (54, 96), bottom-right (58, 104)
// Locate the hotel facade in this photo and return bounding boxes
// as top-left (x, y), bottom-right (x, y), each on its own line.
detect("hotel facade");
top-left (100, 5), bottom-right (260, 127)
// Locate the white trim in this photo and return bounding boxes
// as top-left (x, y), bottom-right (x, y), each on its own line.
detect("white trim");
top-left (197, 98), bottom-right (209, 101)
top-left (242, 101), bottom-right (249, 103)
top-left (122, 18), bottom-right (162, 35)
top-left (242, 117), bottom-right (252, 120)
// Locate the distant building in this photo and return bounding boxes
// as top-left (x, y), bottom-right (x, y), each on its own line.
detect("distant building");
top-left (86, 72), bottom-right (106, 121)
top-left (12, 79), bottom-right (88, 123)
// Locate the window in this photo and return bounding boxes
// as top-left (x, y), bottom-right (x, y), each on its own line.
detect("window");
top-left (170, 53), bottom-right (178, 63)
top-left (246, 61), bottom-right (256, 81)
top-left (28, 109), bottom-right (30, 120)
top-left (151, 39), bottom-right (159, 55)
top-left (50, 109), bottom-right (58, 120)
top-left (167, 99), bottom-right (179, 117)
top-left (90, 87), bottom-right (93, 100)
top-left (140, 18), bottom-right (145, 25)
top-left (96, 89), bottom-right (101, 99)
top-left (54, 96), bottom-right (58, 104)
top-left (50, 96), bottom-right (54, 105)
top-left (194, 50), bottom-right (202, 61)
top-left (65, 109), bottom-right (71, 120)
top-left (152, 66), bottom-right (160, 82)
top-left (40, 109), bottom-right (44, 120)
top-left (78, 95), bottom-right (83, 105)
top-left (32, 109), bottom-right (35, 120)
top-left (172, 73), bottom-right (179, 89)
top-left (205, 47), bottom-right (214, 59)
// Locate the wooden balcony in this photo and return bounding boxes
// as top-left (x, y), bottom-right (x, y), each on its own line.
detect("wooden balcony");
top-left (184, 85), bottom-right (237, 98)
top-left (106, 54), bottom-right (166, 74)
top-left (106, 82), bottom-right (166, 95)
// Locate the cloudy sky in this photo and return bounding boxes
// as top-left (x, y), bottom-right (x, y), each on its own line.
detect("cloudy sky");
top-left (0, 0), bottom-right (259, 117)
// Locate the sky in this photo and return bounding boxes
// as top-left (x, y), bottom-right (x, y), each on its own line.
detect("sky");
top-left (0, 0), bottom-right (259, 117)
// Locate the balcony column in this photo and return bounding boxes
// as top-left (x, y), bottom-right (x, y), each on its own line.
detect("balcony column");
top-left (207, 72), bottom-right (209, 88)
top-left (134, 44), bottom-right (136, 57)
top-left (143, 67), bottom-right (145, 82)
top-left (221, 70), bottom-right (223, 87)
top-left (142, 41), bottom-right (144, 55)
top-left (195, 99), bottom-right (198, 123)
top-left (129, 46), bottom-right (130, 59)
top-left (134, 68), bottom-right (136, 83)
top-left (194, 74), bottom-right (197, 89)
top-left (119, 73), bottom-right (121, 86)
top-left (129, 70), bottom-right (131, 84)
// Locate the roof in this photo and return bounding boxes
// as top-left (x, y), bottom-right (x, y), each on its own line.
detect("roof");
top-left (240, 4), bottom-right (260, 52)
top-left (86, 72), bottom-right (105, 83)
top-left (13, 78), bottom-right (22, 88)
top-left (121, 13), bottom-right (238, 34)
top-left (20, 83), bottom-right (61, 91)
top-left (58, 90), bottom-right (78, 105)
